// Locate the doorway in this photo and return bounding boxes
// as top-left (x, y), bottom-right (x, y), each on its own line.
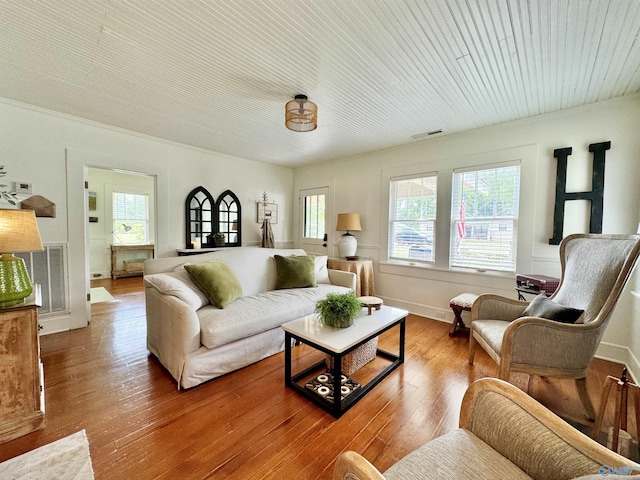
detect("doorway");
top-left (87, 167), bottom-right (156, 306)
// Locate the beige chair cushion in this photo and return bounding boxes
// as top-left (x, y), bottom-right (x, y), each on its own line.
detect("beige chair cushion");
top-left (383, 429), bottom-right (532, 480)
top-left (450, 293), bottom-right (478, 309)
top-left (472, 319), bottom-right (509, 354)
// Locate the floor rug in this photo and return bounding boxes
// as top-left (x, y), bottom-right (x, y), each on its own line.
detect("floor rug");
top-left (90, 287), bottom-right (115, 304)
top-left (0, 430), bottom-right (94, 479)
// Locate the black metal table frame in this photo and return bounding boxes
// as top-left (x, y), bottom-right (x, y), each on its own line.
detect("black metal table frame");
top-left (284, 316), bottom-right (406, 418)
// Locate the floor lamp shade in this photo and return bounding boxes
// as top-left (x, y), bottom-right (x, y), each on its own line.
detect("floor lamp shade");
top-left (336, 213), bottom-right (362, 258)
top-left (0, 209), bottom-right (44, 307)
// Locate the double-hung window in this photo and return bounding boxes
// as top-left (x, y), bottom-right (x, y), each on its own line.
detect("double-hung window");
top-left (450, 162), bottom-right (521, 272)
top-left (112, 192), bottom-right (149, 245)
top-left (388, 174), bottom-right (437, 263)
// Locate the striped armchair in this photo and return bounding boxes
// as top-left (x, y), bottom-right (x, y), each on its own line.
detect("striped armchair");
top-left (333, 378), bottom-right (639, 480)
top-left (468, 234), bottom-right (640, 420)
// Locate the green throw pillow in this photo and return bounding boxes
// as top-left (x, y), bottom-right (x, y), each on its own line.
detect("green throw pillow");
top-left (184, 260), bottom-right (243, 309)
top-left (274, 255), bottom-right (317, 289)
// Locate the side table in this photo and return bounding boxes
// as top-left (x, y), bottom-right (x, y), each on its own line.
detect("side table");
top-left (111, 244), bottom-right (155, 279)
top-left (327, 258), bottom-right (375, 297)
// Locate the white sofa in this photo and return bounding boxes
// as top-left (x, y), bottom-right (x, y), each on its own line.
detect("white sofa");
top-left (144, 247), bottom-right (356, 389)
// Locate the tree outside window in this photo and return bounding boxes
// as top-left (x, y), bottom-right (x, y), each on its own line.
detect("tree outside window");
top-left (112, 192), bottom-right (149, 245)
top-left (389, 175), bottom-right (437, 263)
top-left (450, 164), bottom-right (520, 272)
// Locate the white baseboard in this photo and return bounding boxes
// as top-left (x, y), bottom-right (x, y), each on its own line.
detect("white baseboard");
top-left (597, 341), bottom-right (640, 382)
top-left (376, 295), bottom-right (464, 327)
top-left (381, 294), bottom-right (635, 377)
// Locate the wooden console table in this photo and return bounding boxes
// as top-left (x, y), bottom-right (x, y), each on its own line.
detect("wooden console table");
top-left (111, 244), bottom-right (155, 279)
top-left (0, 285), bottom-right (44, 444)
top-left (327, 258), bottom-right (375, 297)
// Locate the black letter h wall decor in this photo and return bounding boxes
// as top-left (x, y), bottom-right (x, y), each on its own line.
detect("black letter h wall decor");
top-left (549, 142), bottom-right (610, 245)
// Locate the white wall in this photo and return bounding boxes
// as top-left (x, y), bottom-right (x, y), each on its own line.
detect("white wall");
top-left (0, 98), bottom-right (293, 333)
top-left (293, 94), bottom-right (640, 375)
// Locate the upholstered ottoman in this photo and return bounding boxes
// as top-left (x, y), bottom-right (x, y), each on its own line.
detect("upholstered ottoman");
top-left (449, 293), bottom-right (478, 336)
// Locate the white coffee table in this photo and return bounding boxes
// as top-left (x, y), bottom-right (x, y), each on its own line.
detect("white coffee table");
top-left (282, 305), bottom-right (407, 418)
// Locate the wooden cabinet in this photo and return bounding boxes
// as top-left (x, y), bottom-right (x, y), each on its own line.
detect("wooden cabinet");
top-left (111, 244), bottom-right (155, 279)
top-left (0, 286), bottom-right (44, 444)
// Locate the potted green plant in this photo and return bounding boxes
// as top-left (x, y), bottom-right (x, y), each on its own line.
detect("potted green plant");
top-left (213, 232), bottom-right (226, 246)
top-left (315, 292), bottom-right (362, 328)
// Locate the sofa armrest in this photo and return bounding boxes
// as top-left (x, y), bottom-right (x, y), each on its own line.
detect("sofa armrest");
top-left (328, 269), bottom-right (357, 291)
top-left (333, 450), bottom-right (386, 480)
top-left (145, 286), bottom-right (201, 388)
top-left (460, 378), bottom-right (638, 479)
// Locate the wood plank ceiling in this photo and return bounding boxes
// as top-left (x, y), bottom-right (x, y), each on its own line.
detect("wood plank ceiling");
top-left (1, 0), bottom-right (639, 167)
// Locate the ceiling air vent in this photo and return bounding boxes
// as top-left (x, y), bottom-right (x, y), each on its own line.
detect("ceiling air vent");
top-left (411, 130), bottom-right (442, 140)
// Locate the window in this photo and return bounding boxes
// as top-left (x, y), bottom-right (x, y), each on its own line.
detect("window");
top-left (303, 193), bottom-right (326, 240)
top-left (112, 192), bottom-right (149, 245)
top-left (389, 174), bottom-right (437, 263)
top-left (450, 163), bottom-right (520, 272)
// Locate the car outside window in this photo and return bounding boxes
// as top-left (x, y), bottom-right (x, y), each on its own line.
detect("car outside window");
top-left (388, 175), bottom-right (436, 263)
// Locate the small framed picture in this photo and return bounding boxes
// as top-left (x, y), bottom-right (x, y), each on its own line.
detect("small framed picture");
top-left (88, 191), bottom-right (97, 211)
top-left (257, 202), bottom-right (278, 224)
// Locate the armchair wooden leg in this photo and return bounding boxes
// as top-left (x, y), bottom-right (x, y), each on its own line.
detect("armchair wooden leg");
top-left (592, 377), bottom-right (615, 440)
top-left (468, 331), bottom-right (476, 365)
top-left (576, 377), bottom-right (596, 421)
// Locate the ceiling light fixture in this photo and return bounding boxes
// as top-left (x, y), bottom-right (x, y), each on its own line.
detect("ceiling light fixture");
top-left (285, 94), bottom-right (317, 132)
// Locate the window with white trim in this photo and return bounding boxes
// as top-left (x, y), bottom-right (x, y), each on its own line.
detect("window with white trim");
top-left (112, 192), bottom-right (149, 245)
top-left (303, 193), bottom-right (326, 240)
top-left (450, 163), bottom-right (521, 272)
top-left (388, 174), bottom-right (437, 263)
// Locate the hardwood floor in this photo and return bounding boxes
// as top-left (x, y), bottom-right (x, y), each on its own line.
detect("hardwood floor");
top-left (0, 277), bottom-right (633, 479)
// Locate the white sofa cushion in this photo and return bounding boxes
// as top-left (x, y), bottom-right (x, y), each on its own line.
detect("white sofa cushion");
top-left (144, 268), bottom-right (209, 310)
top-left (198, 284), bottom-right (351, 348)
top-left (315, 255), bottom-right (330, 284)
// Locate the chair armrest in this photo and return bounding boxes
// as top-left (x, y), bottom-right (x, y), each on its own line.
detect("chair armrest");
top-left (333, 450), bottom-right (386, 480)
top-left (460, 378), bottom-right (638, 478)
top-left (328, 269), bottom-right (357, 291)
top-left (471, 293), bottom-right (528, 322)
top-left (502, 317), bottom-right (602, 376)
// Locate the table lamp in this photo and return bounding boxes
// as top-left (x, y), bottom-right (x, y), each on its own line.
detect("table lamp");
top-left (336, 213), bottom-right (362, 258)
top-left (0, 209), bottom-right (44, 307)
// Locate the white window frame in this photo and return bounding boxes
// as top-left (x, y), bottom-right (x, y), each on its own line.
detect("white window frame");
top-left (450, 161), bottom-right (521, 273)
top-left (388, 173), bottom-right (437, 264)
top-left (112, 191), bottom-right (150, 245)
top-left (380, 145), bottom-right (535, 280)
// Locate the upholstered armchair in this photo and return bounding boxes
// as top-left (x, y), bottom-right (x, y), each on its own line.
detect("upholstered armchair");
top-left (468, 234), bottom-right (640, 420)
top-left (333, 378), bottom-right (639, 479)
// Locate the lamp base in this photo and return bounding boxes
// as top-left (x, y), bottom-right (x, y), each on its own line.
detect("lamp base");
top-left (337, 233), bottom-right (358, 258)
top-left (0, 254), bottom-right (33, 308)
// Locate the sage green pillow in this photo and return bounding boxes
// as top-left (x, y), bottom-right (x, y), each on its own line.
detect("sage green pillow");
top-left (184, 260), bottom-right (243, 308)
top-left (274, 255), bottom-right (317, 289)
